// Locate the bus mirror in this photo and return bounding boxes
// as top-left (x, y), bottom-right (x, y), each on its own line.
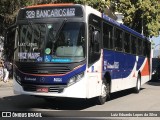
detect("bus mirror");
top-left (5, 24), bottom-right (16, 45)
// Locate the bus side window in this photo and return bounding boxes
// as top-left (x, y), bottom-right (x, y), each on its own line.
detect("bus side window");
top-left (131, 35), bottom-right (136, 55)
top-left (135, 37), bottom-right (138, 55)
top-left (143, 40), bottom-right (147, 56)
top-left (103, 22), bottom-right (113, 49)
top-left (114, 28), bottom-right (123, 51)
top-left (138, 38), bottom-right (143, 55)
top-left (144, 40), bottom-right (150, 57)
top-left (124, 32), bottom-right (130, 53)
top-left (147, 41), bottom-right (151, 57)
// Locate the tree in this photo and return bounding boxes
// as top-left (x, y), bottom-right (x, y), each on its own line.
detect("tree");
top-left (35, 0), bottom-right (111, 13)
top-left (115, 0), bottom-right (160, 37)
top-left (0, 0), bottom-right (33, 61)
top-left (0, 0), bottom-right (32, 36)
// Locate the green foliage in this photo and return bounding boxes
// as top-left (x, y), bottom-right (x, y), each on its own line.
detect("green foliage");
top-left (0, 0), bottom-right (32, 60)
top-left (0, 0), bottom-right (32, 35)
top-left (55, 0), bottom-right (109, 12)
top-left (116, 0), bottom-right (160, 37)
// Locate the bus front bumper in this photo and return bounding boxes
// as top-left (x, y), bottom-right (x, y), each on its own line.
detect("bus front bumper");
top-left (13, 78), bottom-right (87, 98)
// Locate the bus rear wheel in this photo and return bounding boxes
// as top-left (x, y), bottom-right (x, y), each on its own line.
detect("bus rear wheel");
top-left (96, 81), bottom-right (110, 105)
top-left (133, 75), bottom-right (141, 93)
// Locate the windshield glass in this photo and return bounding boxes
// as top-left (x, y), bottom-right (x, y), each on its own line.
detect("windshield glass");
top-left (15, 22), bottom-right (85, 63)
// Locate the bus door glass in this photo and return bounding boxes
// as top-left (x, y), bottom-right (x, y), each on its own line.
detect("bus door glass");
top-left (88, 14), bottom-right (102, 67)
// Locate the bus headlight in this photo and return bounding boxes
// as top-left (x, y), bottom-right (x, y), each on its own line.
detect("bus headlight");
top-left (67, 72), bottom-right (84, 86)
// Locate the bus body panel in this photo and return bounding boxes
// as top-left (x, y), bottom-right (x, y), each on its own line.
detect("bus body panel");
top-left (103, 49), bottom-right (150, 93)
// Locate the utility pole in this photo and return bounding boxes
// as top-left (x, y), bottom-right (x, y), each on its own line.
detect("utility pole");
top-left (141, 0), bottom-right (144, 35)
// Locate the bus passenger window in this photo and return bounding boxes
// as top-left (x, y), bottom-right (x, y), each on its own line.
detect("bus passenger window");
top-left (138, 38), bottom-right (143, 55)
top-left (131, 36), bottom-right (136, 54)
top-left (114, 28), bottom-right (123, 51)
top-left (103, 22), bottom-right (113, 49)
top-left (143, 40), bottom-right (147, 56)
top-left (124, 32), bottom-right (130, 53)
top-left (147, 41), bottom-right (151, 57)
top-left (144, 40), bottom-right (150, 57)
top-left (135, 37), bottom-right (138, 55)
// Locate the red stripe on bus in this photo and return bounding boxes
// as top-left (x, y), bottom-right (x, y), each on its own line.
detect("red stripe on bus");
top-left (141, 59), bottom-right (150, 76)
top-left (26, 3), bottom-right (74, 8)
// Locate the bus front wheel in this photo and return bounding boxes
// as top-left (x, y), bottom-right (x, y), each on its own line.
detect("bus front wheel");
top-left (96, 80), bottom-right (110, 105)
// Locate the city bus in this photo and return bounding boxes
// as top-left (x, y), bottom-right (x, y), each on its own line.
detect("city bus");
top-left (12, 3), bottom-right (151, 105)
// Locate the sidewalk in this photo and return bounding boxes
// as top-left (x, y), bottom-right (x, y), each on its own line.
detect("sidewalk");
top-left (0, 79), bottom-right (13, 88)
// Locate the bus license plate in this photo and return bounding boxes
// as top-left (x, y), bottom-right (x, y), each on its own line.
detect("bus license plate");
top-left (36, 87), bottom-right (48, 93)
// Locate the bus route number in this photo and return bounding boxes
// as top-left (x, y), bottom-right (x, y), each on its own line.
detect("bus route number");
top-left (26, 11), bottom-right (35, 18)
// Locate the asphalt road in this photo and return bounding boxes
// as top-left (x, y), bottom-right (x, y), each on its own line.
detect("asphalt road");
top-left (0, 80), bottom-right (160, 119)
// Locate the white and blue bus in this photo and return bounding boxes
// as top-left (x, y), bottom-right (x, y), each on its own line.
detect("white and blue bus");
top-left (13, 3), bottom-right (151, 104)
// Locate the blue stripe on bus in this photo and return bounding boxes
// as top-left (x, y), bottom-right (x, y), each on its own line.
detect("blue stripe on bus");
top-left (103, 49), bottom-right (145, 79)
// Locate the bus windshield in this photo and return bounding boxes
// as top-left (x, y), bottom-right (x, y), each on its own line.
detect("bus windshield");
top-left (15, 22), bottom-right (85, 63)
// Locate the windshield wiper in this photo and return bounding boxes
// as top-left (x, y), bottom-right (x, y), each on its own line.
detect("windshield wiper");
top-left (54, 18), bottom-right (67, 42)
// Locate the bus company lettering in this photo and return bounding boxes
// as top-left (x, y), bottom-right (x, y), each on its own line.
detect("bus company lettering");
top-left (26, 8), bottom-right (75, 18)
top-left (24, 77), bottom-right (36, 81)
top-left (18, 52), bottom-right (40, 59)
top-left (54, 78), bottom-right (62, 82)
top-left (106, 62), bottom-right (119, 69)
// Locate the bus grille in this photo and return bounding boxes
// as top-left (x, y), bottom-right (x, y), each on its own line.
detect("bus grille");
top-left (16, 63), bottom-right (71, 74)
top-left (22, 85), bottom-right (66, 93)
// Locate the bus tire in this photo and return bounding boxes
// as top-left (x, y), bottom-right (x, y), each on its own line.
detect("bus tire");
top-left (43, 97), bottom-right (56, 103)
top-left (96, 80), bottom-right (110, 105)
top-left (133, 75), bottom-right (141, 93)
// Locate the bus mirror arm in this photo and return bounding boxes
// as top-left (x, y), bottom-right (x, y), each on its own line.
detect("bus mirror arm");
top-left (14, 47), bottom-right (18, 52)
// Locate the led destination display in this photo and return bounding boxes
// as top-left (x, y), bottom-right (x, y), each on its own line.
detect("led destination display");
top-left (18, 6), bottom-right (83, 19)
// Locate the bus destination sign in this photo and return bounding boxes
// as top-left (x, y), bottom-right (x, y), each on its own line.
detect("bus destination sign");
top-left (18, 6), bottom-right (83, 19)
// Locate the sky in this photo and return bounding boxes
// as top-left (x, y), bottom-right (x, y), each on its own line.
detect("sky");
top-left (152, 35), bottom-right (160, 57)
top-left (152, 36), bottom-right (160, 50)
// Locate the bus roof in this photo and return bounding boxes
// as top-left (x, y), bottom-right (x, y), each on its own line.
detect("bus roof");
top-left (102, 13), bottom-right (149, 41)
top-left (25, 3), bottom-right (74, 8)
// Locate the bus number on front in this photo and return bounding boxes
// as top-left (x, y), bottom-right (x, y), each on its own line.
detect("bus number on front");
top-left (26, 11), bottom-right (35, 18)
